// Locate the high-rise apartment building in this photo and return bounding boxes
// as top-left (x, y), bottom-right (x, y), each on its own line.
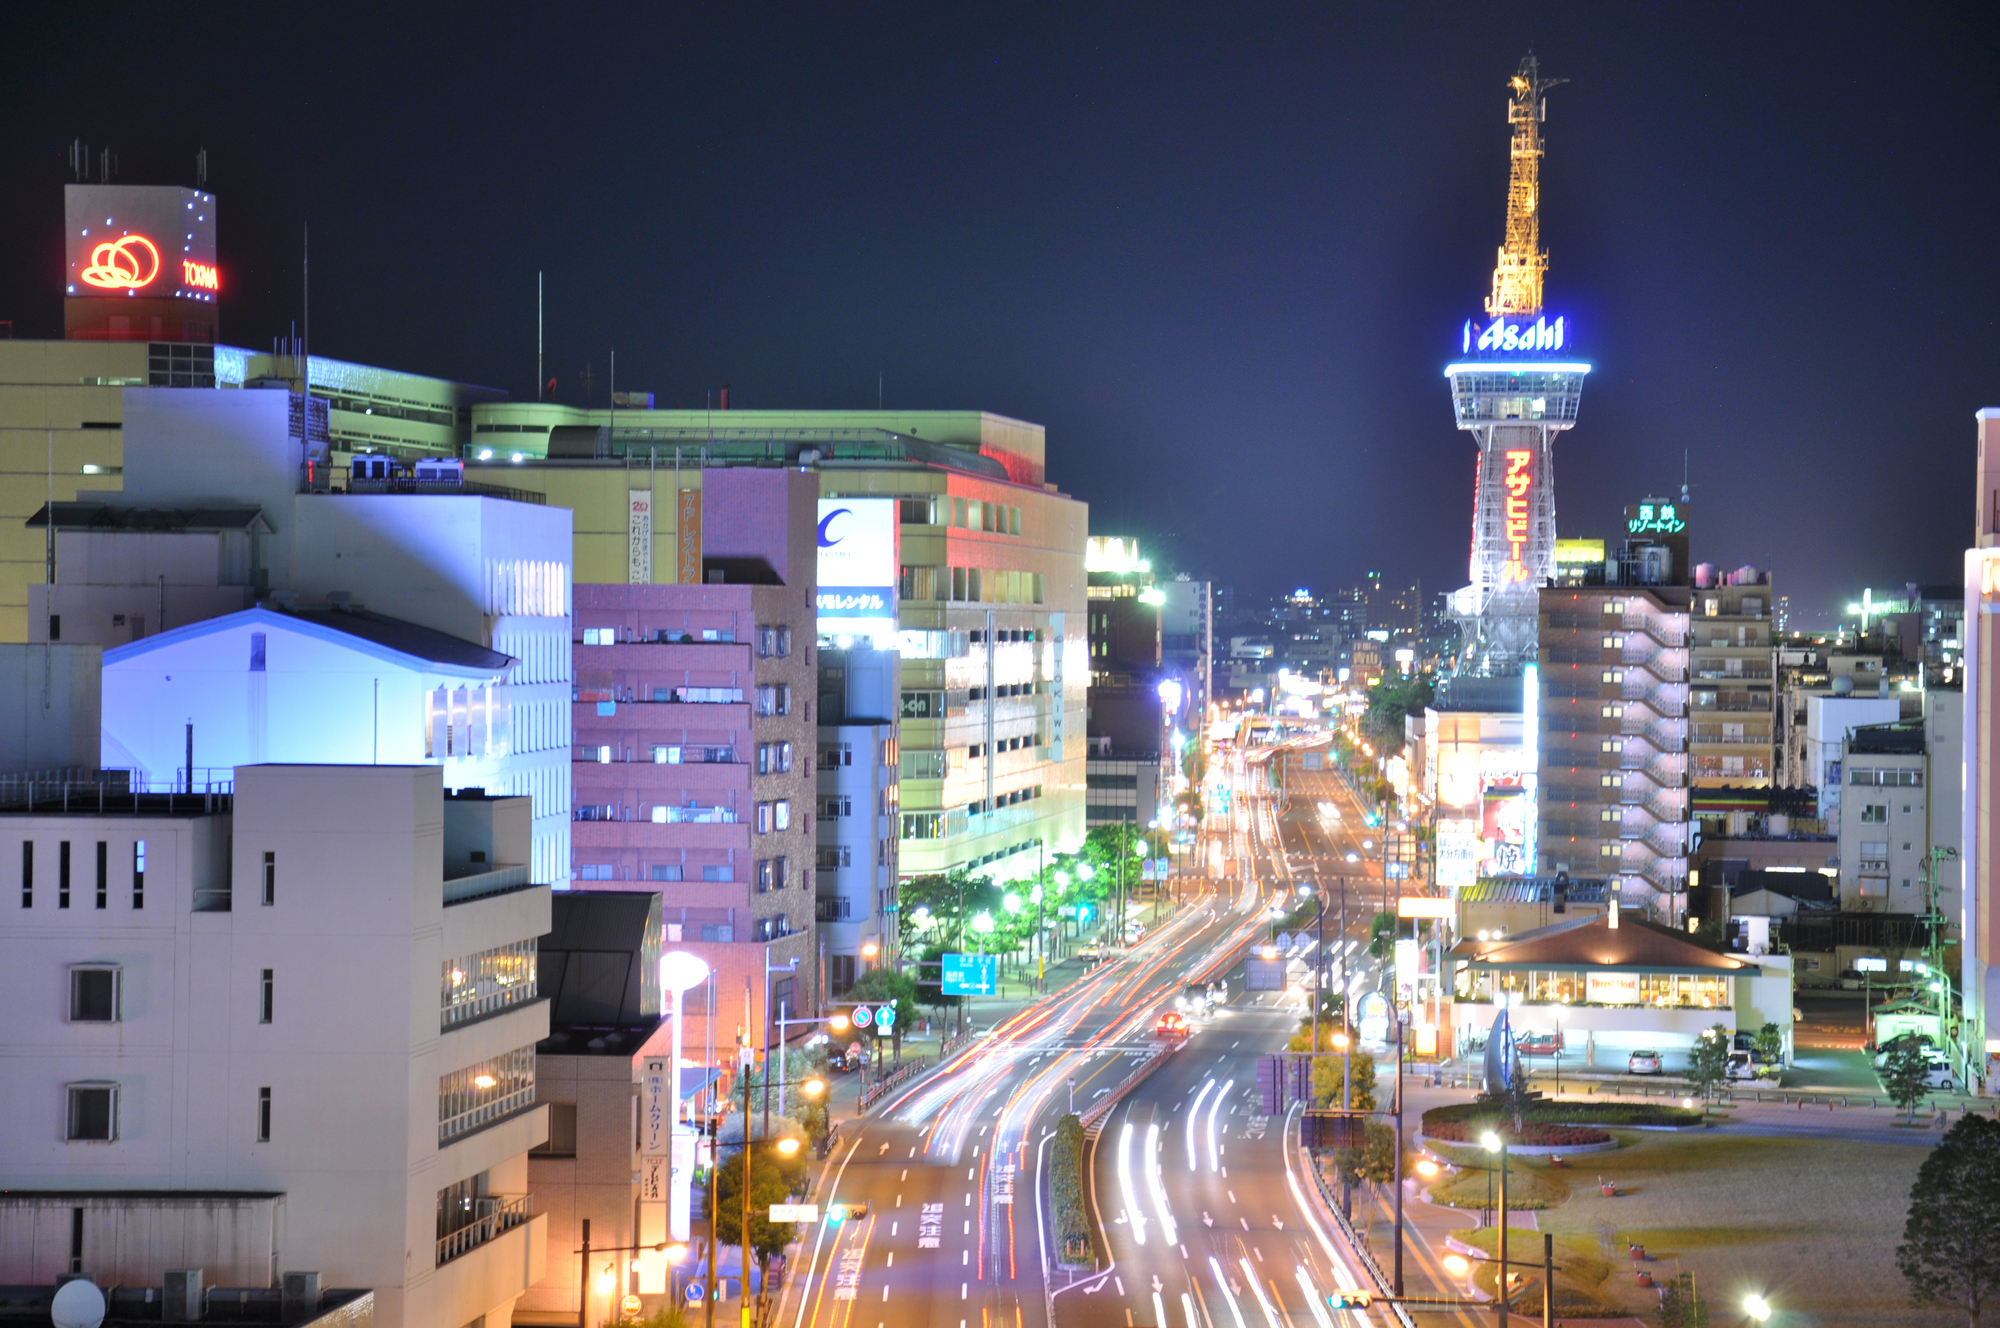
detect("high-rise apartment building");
top-left (0, 766), bottom-right (551, 1328)
top-left (817, 645), bottom-right (901, 989)
top-left (1688, 573), bottom-right (1778, 790)
top-left (1537, 581), bottom-right (1692, 920)
top-left (1959, 408), bottom-right (2000, 1085)
top-left (1160, 577), bottom-right (1213, 719)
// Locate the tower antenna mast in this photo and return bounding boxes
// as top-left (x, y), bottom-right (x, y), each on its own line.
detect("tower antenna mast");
top-left (1486, 54), bottom-right (1567, 318)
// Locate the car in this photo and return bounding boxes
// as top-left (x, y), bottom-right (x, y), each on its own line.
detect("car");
top-left (1155, 1010), bottom-right (1191, 1041)
top-left (1176, 982), bottom-right (1216, 1015)
top-left (1873, 1033), bottom-right (1937, 1069)
top-left (827, 1202), bottom-right (870, 1223)
top-left (1628, 1050), bottom-right (1664, 1076)
top-left (1922, 1059), bottom-right (1957, 1091)
top-left (1725, 1050), bottom-right (1756, 1082)
top-left (1835, 970), bottom-right (1867, 991)
top-left (1124, 922), bottom-right (1147, 941)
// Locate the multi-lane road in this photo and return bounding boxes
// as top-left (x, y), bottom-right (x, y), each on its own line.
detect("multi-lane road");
top-left (775, 742), bottom-right (1401, 1328)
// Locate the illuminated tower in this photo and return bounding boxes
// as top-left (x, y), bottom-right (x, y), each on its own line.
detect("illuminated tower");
top-left (1446, 55), bottom-right (1589, 672)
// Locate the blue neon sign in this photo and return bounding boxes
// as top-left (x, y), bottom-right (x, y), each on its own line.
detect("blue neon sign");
top-left (1462, 314), bottom-right (1567, 355)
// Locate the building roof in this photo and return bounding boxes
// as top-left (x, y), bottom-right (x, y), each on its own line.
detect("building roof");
top-left (1448, 912), bottom-right (1761, 974)
top-left (1847, 724), bottom-right (1925, 756)
top-left (102, 605), bottom-right (512, 679)
top-left (27, 500), bottom-right (271, 533)
top-left (539, 891), bottom-right (663, 1042)
top-left (1730, 870), bottom-right (1834, 904)
top-left (1462, 875), bottom-right (1608, 905)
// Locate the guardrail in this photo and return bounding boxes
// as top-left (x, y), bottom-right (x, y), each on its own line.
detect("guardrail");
top-left (1079, 1045), bottom-right (1176, 1139)
top-left (1299, 1141), bottom-right (1416, 1328)
top-left (436, 1193), bottom-right (533, 1266)
top-left (858, 1057), bottom-right (930, 1112)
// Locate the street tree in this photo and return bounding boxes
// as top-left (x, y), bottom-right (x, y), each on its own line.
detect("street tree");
top-left (1752, 1020), bottom-right (1784, 1067)
top-left (1898, 1113), bottom-right (2000, 1326)
top-left (1884, 1039), bottom-right (1935, 1121)
top-left (910, 941), bottom-right (963, 1021)
top-left (1657, 1271), bottom-right (1709, 1328)
top-left (712, 1139), bottom-right (806, 1277)
top-left (1287, 1022), bottom-right (1376, 1111)
top-left (1683, 1024), bottom-right (1731, 1103)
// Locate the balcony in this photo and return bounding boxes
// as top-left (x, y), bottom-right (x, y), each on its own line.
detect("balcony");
top-left (816, 896), bottom-right (851, 922)
top-left (438, 1193), bottom-right (535, 1267)
top-left (1693, 666), bottom-right (1772, 680)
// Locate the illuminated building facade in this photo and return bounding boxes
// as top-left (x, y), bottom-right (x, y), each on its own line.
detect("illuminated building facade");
top-left (1962, 409), bottom-right (2000, 1088)
top-left (1085, 536), bottom-right (1169, 826)
top-left (1446, 56), bottom-right (1590, 673)
top-left (459, 405), bottom-right (1087, 886)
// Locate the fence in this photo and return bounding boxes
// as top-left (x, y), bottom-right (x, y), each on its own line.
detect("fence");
top-left (859, 1057), bottom-right (930, 1112)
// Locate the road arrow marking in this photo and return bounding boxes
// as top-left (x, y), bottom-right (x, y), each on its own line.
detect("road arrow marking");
top-left (1202, 1212), bottom-right (1214, 1228)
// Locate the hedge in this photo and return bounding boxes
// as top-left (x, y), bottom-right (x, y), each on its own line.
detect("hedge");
top-left (1421, 1101), bottom-right (1702, 1132)
top-left (1049, 1114), bottom-right (1094, 1264)
top-left (1423, 1118), bottom-right (1611, 1146)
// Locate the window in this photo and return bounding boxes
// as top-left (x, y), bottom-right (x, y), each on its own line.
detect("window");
top-left (778, 742), bottom-right (792, 772)
top-left (441, 940), bottom-right (539, 1027)
top-left (250, 632), bottom-right (267, 672)
top-left (69, 966), bottom-right (120, 1022)
top-left (257, 1087), bottom-right (272, 1142)
top-left (1599, 844), bottom-right (1622, 858)
top-left (777, 627), bottom-right (791, 657)
top-left (132, 840), bottom-right (145, 910)
top-left (261, 852), bottom-right (276, 906)
top-left (701, 865), bottom-right (733, 883)
top-left (576, 863), bottom-right (615, 879)
top-left (700, 922), bottom-right (734, 941)
top-left (1601, 738), bottom-right (1623, 752)
top-left (59, 841), bottom-right (70, 908)
top-left (66, 1084), bottom-right (117, 1142)
top-left (530, 1102), bottom-right (579, 1157)
top-left (900, 691), bottom-right (940, 720)
top-left (93, 841), bottom-right (107, 909)
top-left (902, 812), bottom-right (943, 841)
top-left (899, 497), bottom-right (934, 525)
top-left (1601, 669), bottom-right (1624, 684)
top-left (759, 626), bottom-right (778, 658)
top-left (1600, 774), bottom-right (1620, 787)
top-left (1600, 808), bottom-right (1622, 822)
top-left (1600, 704), bottom-right (1624, 719)
top-left (1602, 600), bottom-right (1624, 614)
top-left (757, 803), bottom-right (772, 834)
top-left (437, 1046), bottom-right (536, 1144)
top-left (773, 800), bottom-right (792, 831)
top-left (756, 685), bottom-right (777, 716)
top-left (1861, 805), bottom-right (1888, 824)
top-left (777, 684), bottom-right (791, 715)
top-left (581, 627), bottom-right (616, 645)
top-left (650, 865), bottom-right (683, 882)
top-left (817, 846), bottom-right (852, 870)
top-left (260, 969), bottom-right (274, 1023)
top-left (1601, 634), bottom-right (1625, 648)
top-left (21, 840), bottom-right (31, 908)
top-left (820, 796), bottom-right (853, 818)
top-left (822, 743), bottom-right (853, 767)
top-left (757, 860), bottom-right (776, 893)
top-left (774, 855), bottom-right (788, 891)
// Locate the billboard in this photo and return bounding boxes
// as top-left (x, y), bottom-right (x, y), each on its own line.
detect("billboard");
top-left (65, 185), bottom-right (219, 304)
top-left (816, 499), bottom-right (898, 642)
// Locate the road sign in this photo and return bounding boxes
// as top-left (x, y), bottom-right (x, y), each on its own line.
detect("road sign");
top-left (851, 1005), bottom-right (874, 1027)
top-left (1275, 932), bottom-right (1293, 950)
top-left (686, 1282), bottom-right (705, 1303)
top-left (770, 1204), bottom-right (820, 1222)
top-left (941, 952), bottom-right (998, 996)
top-left (1397, 897), bottom-right (1453, 920)
top-left (1300, 1112), bottom-right (1368, 1150)
top-left (875, 1004), bottom-right (897, 1030)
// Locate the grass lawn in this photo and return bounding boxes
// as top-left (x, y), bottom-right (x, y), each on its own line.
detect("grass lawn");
top-left (1437, 1130), bottom-right (1951, 1326)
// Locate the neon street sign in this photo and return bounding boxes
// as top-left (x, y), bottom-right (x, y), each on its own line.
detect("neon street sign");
top-left (182, 259), bottom-right (220, 291)
top-left (1501, 449), bottom-right (1532, 583)
top-left (1627, 501), bottom-right (1686, 535)
top-left (1462, 314), bottom-right (1567, 355)
top-left (80, 235), bottom-right (160, 290)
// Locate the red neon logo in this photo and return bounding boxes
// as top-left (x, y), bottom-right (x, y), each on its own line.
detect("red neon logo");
top-left (182, 259), bottom-right (219, 291)
top-left (79, 235), bottom-right (161, 290)
top-left (1501, 448), bottom-right (1533, 583)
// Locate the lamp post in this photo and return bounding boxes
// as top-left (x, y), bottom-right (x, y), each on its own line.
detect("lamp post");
top-left (660, 951), bottom-right (714, 1244)
top-left (1482, 1130), bottom-right (1510, 1328)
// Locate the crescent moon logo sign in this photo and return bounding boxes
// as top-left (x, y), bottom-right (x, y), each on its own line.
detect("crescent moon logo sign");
top-left (80, 235), bottom-right (161, 290)
top-left (817, 508), bottom-right (853, 548)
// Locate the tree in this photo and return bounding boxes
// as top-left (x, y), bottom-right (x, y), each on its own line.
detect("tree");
top-left (1367, 911), bottom-right (1396, 962)
top-left (713, 1139), bottom-right (806, 1270)
top-left (910, 941), bottom-right (963, 1019)
top-left (1287, 1023), bottom-right (1376, 1110)
top-left (616, 1304), bottom-right (693, 1328)
top-left (1684, 1024), bottom-right (1731, 1103)
top-left (1898, 1113), bottom-right (2000, 1326)
top-left (1885, 1039), bottom-right (1934, 1121)
top-left (1478, 1057), bottom-right (1536, 1134)
top-left (1752, 1020), bottom-right (1784, 1067)
top-left (1361, 673), bottom-right (1433, 751)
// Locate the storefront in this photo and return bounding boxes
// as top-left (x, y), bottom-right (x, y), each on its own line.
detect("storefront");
top-left (1447, 911), bottom-right (1794, 1072)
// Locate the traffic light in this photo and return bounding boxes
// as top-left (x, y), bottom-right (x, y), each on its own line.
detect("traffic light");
top-left (1326, 1291), bottom-right (1373, 1310)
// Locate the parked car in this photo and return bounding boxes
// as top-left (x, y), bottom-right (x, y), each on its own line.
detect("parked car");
top-left (1078, 944), bottom-right (1105, 965)
top-left (1921, 1059), bottom-right (1957, 1091)
top-left (1873, 1033), bottom-right (1936, 1069)
top-left (1125, 921), bottom-right (1147, 942)
top-left (1836, 970), bottom-right (1867, 991)
top-left (1628, 1049), bottom-right (1664, 1076)
top-left (1725, 1050), bottom-right (1756, 1081)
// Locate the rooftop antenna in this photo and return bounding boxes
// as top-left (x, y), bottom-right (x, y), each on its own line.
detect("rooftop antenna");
top-left (69, 139), bottom-right (88, 182)
top-left (536, 271), bottom-right (544, 402)
top-left (196, 148), bottom-right (208, 189)
top-left (877, 371), bottom-right (883, 411)
top-left (99, 147), bottom-right (116, 183)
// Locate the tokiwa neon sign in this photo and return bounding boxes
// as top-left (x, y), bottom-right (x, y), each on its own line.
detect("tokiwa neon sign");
top-left (80, 235), bottom-right (161, 290)
top-left (1501, 448), bottom-right (1532, 583)
top-left (182, 260), bottom-right (219, 290)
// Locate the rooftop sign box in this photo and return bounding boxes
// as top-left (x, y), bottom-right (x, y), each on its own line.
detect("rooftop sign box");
top-left (65, 184), bottom-right (218, 303)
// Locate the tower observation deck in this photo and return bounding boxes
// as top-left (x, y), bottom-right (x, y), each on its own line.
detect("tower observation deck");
top-left (1447, 54), bottom-right (1589, 673)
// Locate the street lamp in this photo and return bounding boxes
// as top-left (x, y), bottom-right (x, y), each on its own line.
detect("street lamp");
top-left (659, 950), bottom-right (713, 1243)
top-left (1744, 1294), bottom-right (1772, 1323)
top-left (1481, 1131), bottom-right (1511, 1328)
top-left (775, 1137), bottom-right (800, 1157)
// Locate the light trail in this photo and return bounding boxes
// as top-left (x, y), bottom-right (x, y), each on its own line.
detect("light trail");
top-left (1209, 1256), bottom-right (1249, 1328)
top-left (1186, 1079), bottom-right (1215, 1170)
top-left (1239, 1256), bottom-right (1284, 1328)
top-left (1207, 1078), bottom-right (1234, 1172)
top-left (1118, 1121), bottom-right (1147, 1245)
top-left (1144, 1121), bottom-right (1178, 1245)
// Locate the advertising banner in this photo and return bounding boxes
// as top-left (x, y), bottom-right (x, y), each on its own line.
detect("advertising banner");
top-left (65, 184), bottom-right (218, 302)
top-left (676, 489), bottom-right (703, 584)
top-left (1585, 973), bottom-right (1641, 1005)
top-left (1436, 819), bottom-right (1482, 890)
top-left (817, 500), bottom-right (898, 640)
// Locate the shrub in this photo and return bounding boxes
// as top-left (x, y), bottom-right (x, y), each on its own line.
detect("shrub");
top-left (1049, 1113), bottom-right (1093, 1264)
top-left (1422, 1100), bottom-right (1702, 1132)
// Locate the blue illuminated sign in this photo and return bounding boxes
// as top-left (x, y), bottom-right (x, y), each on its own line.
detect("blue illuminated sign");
top-left (1462, 314), bottom-right (1568, 355)
top-left (941, 952), bottom-right (998, 996)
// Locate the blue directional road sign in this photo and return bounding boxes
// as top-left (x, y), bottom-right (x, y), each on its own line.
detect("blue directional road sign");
top-left (685, 1282), bottom-right (705, 1304)
top-left (941, 952), bottom-right (998, 996)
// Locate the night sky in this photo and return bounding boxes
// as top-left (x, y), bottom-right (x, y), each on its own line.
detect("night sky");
top-left (6, 4), bottom-right (1998, 625)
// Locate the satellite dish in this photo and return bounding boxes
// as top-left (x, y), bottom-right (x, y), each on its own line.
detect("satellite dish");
top-left (51, 1279), bottom-right (106, 1328)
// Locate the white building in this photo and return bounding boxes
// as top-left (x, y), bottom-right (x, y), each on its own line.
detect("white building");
top-left (1801, 692), bottom-right (1901, 828)
top-left (34, 386), bottom-right (574, 882)
top-left (0, 765), bottom-right (551, 1327)
top-left (816, 645), bottom-right (900, 990)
